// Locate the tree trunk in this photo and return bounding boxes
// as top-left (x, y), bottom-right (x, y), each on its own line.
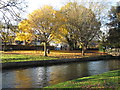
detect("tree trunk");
top-left (24, 40), bottom-right (28, 45)
top-left (44, 42), bottom-right (47, 56)
top-left (68, 42), bottom-right (74, 51)
top-left (74, 41), bottom-right (78, 50)
top-left (82, 46), bottom-right (87, 56)
top-left (82, 49), bottom-right (85, 56)
top-left (3, 41), bottom-right (7, 51)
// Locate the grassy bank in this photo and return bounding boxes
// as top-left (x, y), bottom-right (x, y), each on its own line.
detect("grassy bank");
top-left (1, 54), bottom-right (58, 63)
top-left (2, 50), bottom-right (107, 59)
top-left (1, 50), bottom-right (107, 63)
top-left (45, 70), bottom-right (120, 88)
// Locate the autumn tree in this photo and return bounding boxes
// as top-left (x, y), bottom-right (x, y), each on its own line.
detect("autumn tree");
top-left (0, 0), bottom-right (27, 50)
top-left (15, 32), bottom-right (34, 45)
top-left (107, 4), bottom-right (120, 47)
top-left (27, 5), bottom-right (66, 56)
top-left (0, 22), bottom-right (18, 50)
top-left (60, 2), bottom-right (101, 55)
top-left (53, 24), bottom-right (78, 50)
top-left (16, 19), bottom-right (34, 45)
top-left (0, 0), bottom-right (27, 23)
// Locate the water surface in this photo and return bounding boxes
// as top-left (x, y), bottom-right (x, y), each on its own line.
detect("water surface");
top-left (2, 59), bottom-right (120, 88)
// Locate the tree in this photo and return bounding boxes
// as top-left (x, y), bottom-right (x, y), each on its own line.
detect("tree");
top-left (0, 0), bottom-right (27, 50)
top-left (60, 2), bottom-right (101, 55)
top-left (27, 5), bottom-right (66, 56)
top-left (116, 6), bottom-right (120, 21)
top-left (16, 19), bottom-right (34, 45)
top-left (0, 22), bottom-right (18, 50)
top-left (18, 19), bottom-right (34, 33)
top-left (15, 32), bottom-right (34, 45)
top-left (0, 0), bottom-right (27, 23)
top-left (53, 24), bottom-right (78, 50)
top-left (107, 5), bottom-right (120, 47)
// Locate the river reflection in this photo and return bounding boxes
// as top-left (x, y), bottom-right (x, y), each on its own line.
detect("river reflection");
top-left (49, 62), bottom-right (89, 85)
top-left (2, 59), bottom-right (120, 88)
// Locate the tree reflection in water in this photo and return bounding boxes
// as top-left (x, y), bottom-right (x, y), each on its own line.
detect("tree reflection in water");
top-left (2, 59), bottom-right (120, 88)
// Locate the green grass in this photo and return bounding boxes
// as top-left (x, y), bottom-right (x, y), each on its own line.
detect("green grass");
top-left (45, 70), bottom-right (120, 88)
top-left (0, 54), bottom-right (58, 63)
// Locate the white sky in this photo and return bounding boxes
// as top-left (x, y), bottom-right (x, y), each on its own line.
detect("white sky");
top-left (26, 0), bottom-right (120, 12)
top-left (26, 0), bottom-right (67, 13)
top-left (24, 0), bottom-right (120, 18)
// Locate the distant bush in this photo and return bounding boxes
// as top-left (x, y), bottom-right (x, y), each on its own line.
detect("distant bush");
top-left (106, 48), bottom-right (120, 56)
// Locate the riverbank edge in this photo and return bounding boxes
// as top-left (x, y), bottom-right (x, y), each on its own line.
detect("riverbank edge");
top-left (2, 55), bottom-right (120, 69)
top-left (45, 69), bottom-right (120, 88)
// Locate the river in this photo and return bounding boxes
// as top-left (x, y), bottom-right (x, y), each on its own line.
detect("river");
top-left (2, 59), bottom-right (120, 88)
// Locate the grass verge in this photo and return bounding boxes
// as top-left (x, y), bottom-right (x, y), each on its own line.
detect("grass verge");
top-left (1, 54), bottom-right (58, 63)
top-left (45, 70), bottom-right (120, 88)
top-left (2, 50), bottom-right (107, 59)
top-left (1, 50), bottom-right (106, 63)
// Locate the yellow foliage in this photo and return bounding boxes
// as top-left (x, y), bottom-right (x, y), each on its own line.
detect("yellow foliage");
top-left (27, 6), bottom-right (57, 33)
top-left (28, 6), bottom-right (56, 21)
top-left (26, 5), bottom-right (67, 43)
top-left (15, 33), bottom-right (34, 42)
top-left (52, 25), bottom-right (69, 44)
top-left (58, 25), bottom-right (68, 35)
top-left (18, 19), bottom-right (32, 33)
top-left (61, 2), bottom-right (74, 11)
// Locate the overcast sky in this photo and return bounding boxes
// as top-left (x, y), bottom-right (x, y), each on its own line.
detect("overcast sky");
top-left (26, 0), bottom-right (120, 13)
top-left (26, 0), bottom-right (66, 13)
top-left (23, 0), bottom-right (120, 19)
